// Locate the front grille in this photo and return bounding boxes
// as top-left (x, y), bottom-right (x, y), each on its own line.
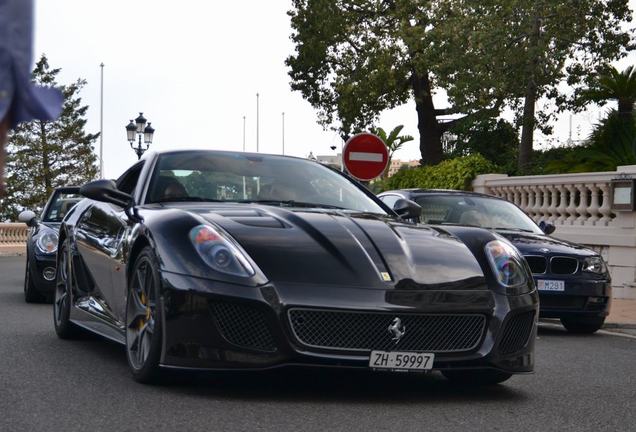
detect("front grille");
top-left (550, 257), bottom-right (579, 275)
top-left (499, 311), bottom-right (535, 355)
top-left (288, 308), bottom-right (486, 353)
top-left (540, 295), bottom-right (586, 310)
top-left (210, 302), bottom-right (277, 352)
top-left (524, 256), bottom-right (547, 274)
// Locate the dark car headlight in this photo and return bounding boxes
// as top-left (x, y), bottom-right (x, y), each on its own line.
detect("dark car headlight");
top-left (189, 224), bottom-right (255, 278)
top-left (36, 232), bottom-right (59, 254)
top-left (484, 240), bottom-right (530, 294)
top-left (582, 256), bottom-right (607, 274)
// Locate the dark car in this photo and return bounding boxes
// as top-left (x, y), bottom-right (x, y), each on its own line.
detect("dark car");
top-left (55, 150), bottom-right (538, 385)
top-left (18, 187), bottom-right (81, 303)
top-left (378, 189), bottom-right (611, 334)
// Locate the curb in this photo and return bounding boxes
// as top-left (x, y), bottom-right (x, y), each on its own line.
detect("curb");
top-left (604, 322), bottom-right (636, 330)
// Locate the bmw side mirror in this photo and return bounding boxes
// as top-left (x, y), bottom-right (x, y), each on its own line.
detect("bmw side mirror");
top-left (538, 221), bottom-right (556, 235)
top-left (18, 210), bottom-right (37, 227)
top-left (80, 180), bottom-right (134, 209)
top-left (393, 198), bottom-right (422, 221)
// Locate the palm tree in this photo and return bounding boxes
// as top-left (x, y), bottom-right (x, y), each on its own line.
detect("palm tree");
top-left (370, 125), bottom-right (414, 178)
top-left (581, 66), bottom-right (636, 115)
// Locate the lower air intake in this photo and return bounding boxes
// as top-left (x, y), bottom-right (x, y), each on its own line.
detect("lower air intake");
top-left (499, 311), bottom-right (536, 355)
top-left (210, 302), bottom-right (277, 352)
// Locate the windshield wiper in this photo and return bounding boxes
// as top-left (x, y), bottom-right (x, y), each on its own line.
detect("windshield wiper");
top-left (233, 199), bottom-right (346, 210)
top-left (437, 222), bottom-right (482, 228)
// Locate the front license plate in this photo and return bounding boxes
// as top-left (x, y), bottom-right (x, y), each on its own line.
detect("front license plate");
top-left (369, 351), bottom-right (434, 371)
top-left (537, 279), bottom-right (565, 291)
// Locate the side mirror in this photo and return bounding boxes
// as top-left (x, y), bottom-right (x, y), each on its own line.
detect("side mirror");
top-left (80, 179), bottom-right (133, 208)
top-left (538, 221), bottom-right (556, 235)
top-left (18, 210), bottom-right (37, 227)
top-left (393, 198), bottom-right (422, 221)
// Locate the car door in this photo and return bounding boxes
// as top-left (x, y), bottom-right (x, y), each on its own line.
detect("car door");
top-left (75, 162), bottom-right (145, 325)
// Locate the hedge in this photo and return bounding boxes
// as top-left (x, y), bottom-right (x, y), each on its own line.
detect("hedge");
top-left (377, 154), bottom-right (499, 192)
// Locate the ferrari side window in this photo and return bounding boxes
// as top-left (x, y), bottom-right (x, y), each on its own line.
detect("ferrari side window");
top-left (117, 162), bottom-right (144, 195)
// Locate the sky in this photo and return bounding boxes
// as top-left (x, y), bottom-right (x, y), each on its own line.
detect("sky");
top-left (33, 0), bottom-right (636, 179)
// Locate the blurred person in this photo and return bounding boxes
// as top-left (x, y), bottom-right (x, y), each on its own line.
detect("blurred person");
top-left (0, 0), bottom-right (63, 196)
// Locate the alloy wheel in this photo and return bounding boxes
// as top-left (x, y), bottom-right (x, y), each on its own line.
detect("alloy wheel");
top-left (126, 259), bottom-right (157, 371)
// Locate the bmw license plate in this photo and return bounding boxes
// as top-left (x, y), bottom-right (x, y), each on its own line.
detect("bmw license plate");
top-left (537, 279), bottom-right (565, 291)
top-left (369, 351), bottom-right (434, 371)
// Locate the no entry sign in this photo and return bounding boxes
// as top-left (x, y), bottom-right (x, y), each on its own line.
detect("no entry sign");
top-left (343, 133), bottom-right (389, 181)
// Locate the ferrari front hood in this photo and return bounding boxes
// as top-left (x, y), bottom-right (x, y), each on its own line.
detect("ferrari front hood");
top-left (200, 206), bottom-right (485, 290)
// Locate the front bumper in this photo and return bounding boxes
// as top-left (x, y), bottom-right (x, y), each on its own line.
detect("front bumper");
top-left (27, 250), bottom-right (57, 296)
top-left (536, 277), bottom-right (611, 319)
top-left (158, 271), bottom-right (538, 374)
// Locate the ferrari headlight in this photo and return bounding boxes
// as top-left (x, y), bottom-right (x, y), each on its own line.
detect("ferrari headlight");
top-left (582, 256), bottom-right (607, 274)
top-left (189, 225), bottom-right (255, 278)
top-left (484, 240), bottom-right (528, 291)
top-left (36, 232), bottom-right (58, 254)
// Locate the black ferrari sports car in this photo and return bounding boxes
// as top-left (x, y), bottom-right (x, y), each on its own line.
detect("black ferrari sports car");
top-left (55, 150), bottom-right (538, 384)
top-left (378, 189), bottom-right (611, 334)
top-left (18, 187), bottom-right (81, 302)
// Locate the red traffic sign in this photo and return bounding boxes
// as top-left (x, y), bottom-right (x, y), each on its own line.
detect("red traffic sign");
top-left (343, 133), bottom-right (389, 181)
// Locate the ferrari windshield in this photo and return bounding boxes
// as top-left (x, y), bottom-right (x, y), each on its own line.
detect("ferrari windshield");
top-left (414, 194), bottom-right (543, 234)
top-left (146, 151), bottom-right (388, 214)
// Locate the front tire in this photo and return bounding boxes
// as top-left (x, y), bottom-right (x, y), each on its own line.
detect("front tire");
top-left (53, 242), bottom-right (81, 339)
top-left (442, 369), bottom-right (513, 386)
top-left (125, 247), bottom-right (163, 384)
top-left (560, 317), bottom-right (605, 334)
top-left (24, 257), bottom-right (46, 303)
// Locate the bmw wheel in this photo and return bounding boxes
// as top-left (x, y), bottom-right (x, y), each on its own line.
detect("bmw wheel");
top-left (125, 247), bottom-right (163, 384)
top-left (561, 317), bottom-right (605, 334)
top-left (53, 242), bottom-right (80, 339)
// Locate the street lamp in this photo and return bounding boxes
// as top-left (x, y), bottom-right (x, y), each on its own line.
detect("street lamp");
top-left (126, 112), bottom-right (155, 159)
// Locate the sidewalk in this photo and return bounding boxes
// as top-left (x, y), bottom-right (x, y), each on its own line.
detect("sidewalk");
top-left (0, 245), bottom-right (25, 256)
top-left (606, 298), bottom-right (636, 328)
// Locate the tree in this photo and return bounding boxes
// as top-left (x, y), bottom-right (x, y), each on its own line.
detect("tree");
top-left (580, 65), bottom-right (636, 116)
top-left (369, 125), bottom-right (414, 177)
top-left (286, 0), bottom-right (504, 165)
top-left (438, 0), bottom-right (633, 171)
top-left (443, 119), bottom-right (519, 173)
top-left (1, 56), bottom-right (98, 220)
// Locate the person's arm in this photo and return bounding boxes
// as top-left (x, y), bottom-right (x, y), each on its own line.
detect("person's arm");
top-left (0, 116), bottom-right (8, 196)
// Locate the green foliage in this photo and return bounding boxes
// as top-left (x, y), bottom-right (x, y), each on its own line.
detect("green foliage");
top-left (541, 110), bottom-right (636, 173)
top-left (1, 55), bottom-right (98, 220)
top-left (369, 125), bottom-right (414, 178)
top-left (578, 65), bottom-right (636, 115)
top-left (444, 119), bottom-right (519, 174)
top-left (378, 154), bottom-right (498, 192)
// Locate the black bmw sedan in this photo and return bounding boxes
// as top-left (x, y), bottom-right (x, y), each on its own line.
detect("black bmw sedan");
top-left (56, 150), bottom-right (538, 385)
top-left (18, 187), bottom-right (81, 302)
top-left (379, 189), bottom-right (611, 334)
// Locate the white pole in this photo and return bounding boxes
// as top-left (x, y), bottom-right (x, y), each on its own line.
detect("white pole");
top-left (256, 93), bottom-right (260, 152)
top-left (282, 111), bottom-right (285, 155)
top-left (99, 63), bottom-right (104, 178)
top-left (242, 115), bottom-right (246, 151)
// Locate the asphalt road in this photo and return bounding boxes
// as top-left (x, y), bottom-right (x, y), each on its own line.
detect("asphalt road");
top-left (1, 256), bottom-right (635, 432)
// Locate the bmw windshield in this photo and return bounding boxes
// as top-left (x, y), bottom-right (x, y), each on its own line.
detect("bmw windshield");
top-left (146, 151), bottom-right (388, 215)
top-left (414, 194), bottom-right (543, 234)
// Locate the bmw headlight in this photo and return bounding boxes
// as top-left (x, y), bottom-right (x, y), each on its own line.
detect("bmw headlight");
top-left (582, 256), bottom-right (607, 274)
top-left (189, 225), bottom-right (255, 277)
top-left (484, 240), bottom-right (529, 293)
top-left (36, 231), bottom-right (59, 254)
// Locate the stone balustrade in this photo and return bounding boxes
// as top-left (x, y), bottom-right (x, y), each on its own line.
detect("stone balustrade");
top-left (473, 165), bottom-right (636, 300)
top-left (0, 223), bottom-right (28, 245)
top-left (0, 223), bottom-right (28, 255)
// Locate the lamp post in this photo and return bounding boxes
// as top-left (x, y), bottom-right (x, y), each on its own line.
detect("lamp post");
top-left (126, 112), bottom-right (155, 159)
